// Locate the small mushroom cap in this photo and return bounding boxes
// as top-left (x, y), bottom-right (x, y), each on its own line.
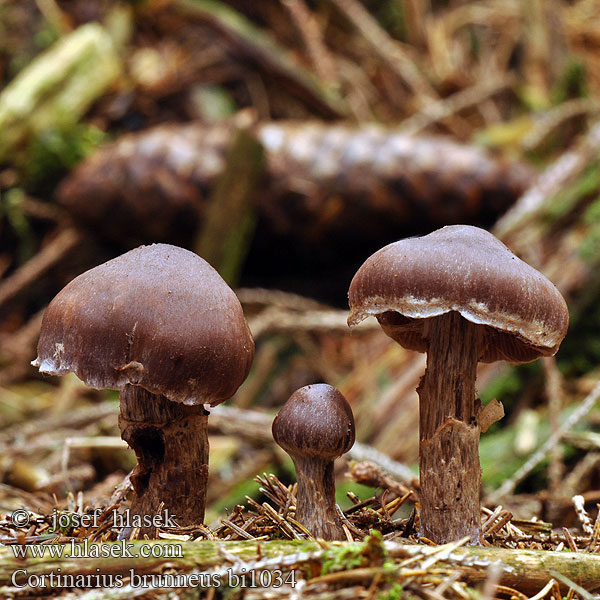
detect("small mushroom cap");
top-left (348, 225), bottom-right (569, 363)
top-left (272, 384), bottom-right (355, 460)
top-left (33, 244), bottom-right (254, 406)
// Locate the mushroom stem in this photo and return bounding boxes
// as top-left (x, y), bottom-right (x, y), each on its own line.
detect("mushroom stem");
top-left (118, 384), bottom-right (209, 537)
top-left (417, 311), bottom-right (484, 543)
top-left (292, 456), bottom-right (345, 540)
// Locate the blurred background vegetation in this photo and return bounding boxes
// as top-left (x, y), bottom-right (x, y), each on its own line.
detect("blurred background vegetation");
top-left (2, 0), bottom-right (600, 533)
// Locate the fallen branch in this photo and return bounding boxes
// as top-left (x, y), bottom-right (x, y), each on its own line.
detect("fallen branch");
top-left (0, 539), bottom-right (599, 594)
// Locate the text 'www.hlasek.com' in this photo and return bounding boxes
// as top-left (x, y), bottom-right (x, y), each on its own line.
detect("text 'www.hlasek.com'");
top-left (7, 508), bottom-right (298, 590)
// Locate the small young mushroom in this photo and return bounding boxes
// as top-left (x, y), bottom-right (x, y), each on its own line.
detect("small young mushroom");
top-left (32, 244), bottom-right (254, 537)
top-left (272, 384), bottom-right (355, 540)
top-left (348, 225), bottom-right (569, 543)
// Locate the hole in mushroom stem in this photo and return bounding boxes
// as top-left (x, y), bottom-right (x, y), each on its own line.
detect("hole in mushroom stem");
top-left (127, 426), bottom-right (165, 495)
top-left (132, 427), bottom-right (165, 464)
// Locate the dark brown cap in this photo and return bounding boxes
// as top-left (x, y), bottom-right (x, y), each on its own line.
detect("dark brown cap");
top-left (272, 384), bottom-right (355, 460)
top-left (33, 244), bottom-right (254, 405)
top-left (348, 225), bottom-right (569, 363)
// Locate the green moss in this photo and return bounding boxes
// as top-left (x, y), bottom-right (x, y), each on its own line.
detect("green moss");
top-left (377, 582), bottom-right (405, 600)
top-left (542, 162), bottom-right (600, 224)
top-left (373, 0), bottom-right (406, 41)
top-left (480, 408), bottom-right (549, 489)
top-left (518, 83), bottom-right (550, 112)
top-left (25, 123), bottom-right (106, 189)
top-left (480, 425), bottom-right (525, 489)
top-left (583, 194), bottom-right (600, 224)
top-left (481, 403), bottom-right (591, 492)
top-left (0, 188), bottom-right (35, 264)
top-left (34, 23), bottom-right (59, 51)
top-left (322, 530), bottom-right (386, 574)
top-left (579, 222), bottom-right (600, 264)
top-left (321, 542), bottom-right (366, 574)
top-left (557, 267), bottom-right (600, 377)
top-left (577, 196), bottom-right (600, 265)
top-left (551, 58), bottom-right (587, 105)
top-left (468, 25), bottom-right (481, 59)
top-left (474, 115), bottom-right (534, 152)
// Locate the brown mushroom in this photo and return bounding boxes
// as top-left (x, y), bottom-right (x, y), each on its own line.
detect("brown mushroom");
top-left (272, 384), bottom-right (355, 540)
top-left (33, 244), bottom-right (254, 537)
top-left (348, 225), bottom-right (568, 543)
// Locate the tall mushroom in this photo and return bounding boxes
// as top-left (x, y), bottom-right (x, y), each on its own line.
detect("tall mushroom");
top-left (272, 384), bottom-right (355, 540)
top-left (348, 225), bottom-right (569, 543)
top-left (33, 244), bottom-right (254, 537)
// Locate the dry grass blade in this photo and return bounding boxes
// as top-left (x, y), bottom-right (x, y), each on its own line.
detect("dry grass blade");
top-left (480, 562), bottom-right (503, 600)
top-left (543, 357), bottom-right (564, 503)
top-left (0, 229), bottom-right (80, 308)
top-left (329, 0), bottom-right (436, 103)
top-left (173, 0), bottom-right (346, 117)
top-left (281, 0), bottom-right (338, 87)
top-left (261, 502), bottom-right (301, 540)
top-left (549, 570), bottom-right (598, 600)
top-left (248, 306), bottom-right (378, 338)
top-left (220, 519), bottom-right (256, 540)
top-left (399, 73), bottom-right (516, 136)
top-left (527, 579), bottom-right (556, 600)
top-left (484, 512), bottom-right (513, 537)
top-left (495, 121), bottom-right (600, 238)
top-left (562, 527), bottom-right (579, 553)
top-left (489, 380), bottom-right (600, 503)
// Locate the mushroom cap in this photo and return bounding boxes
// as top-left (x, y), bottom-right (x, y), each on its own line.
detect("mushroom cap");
top-left (33, 244), bottom-right (254, 406)
top-left (348, 225), bottom-right (569, 363)
top-left (272, 384), bottom-right (355, 460)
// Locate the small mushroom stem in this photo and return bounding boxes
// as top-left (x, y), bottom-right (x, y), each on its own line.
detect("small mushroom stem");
top-left (292, 456), bottom-right (345, 540)
top-left (118, 384), bottom-right (209, 538)
top-left (417, 311), bottom-right (484, 543)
